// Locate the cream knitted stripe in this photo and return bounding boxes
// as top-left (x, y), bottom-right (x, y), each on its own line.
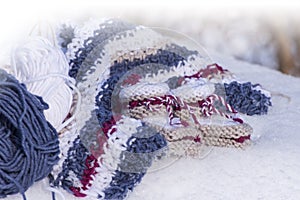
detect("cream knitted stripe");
top-left (150, 122), bottom-right (251, 141)
top-left (111, 47), bottom-right (159, 64)
top-left (200, 123), bottom-right (251, 148)
top-left (65, 18), bottom-right (109, 62)
top-left (168, 140), bottom-right (205, 158)
top-left (119, 82), bottom-right (170, 101)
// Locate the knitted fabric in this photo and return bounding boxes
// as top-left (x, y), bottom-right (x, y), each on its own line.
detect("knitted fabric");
top-left (179, 64), bottom-right (272, 116)
top-left (120, 64), bottom-right (253, 157)
top-left (52, 19), bottom-right (271, 200)
top-left (67, 19), bottom-right (136, 80)
top-left (51, 20), bottom-right (178, 199)
top-left (150, 123), bottom-right (252, 157)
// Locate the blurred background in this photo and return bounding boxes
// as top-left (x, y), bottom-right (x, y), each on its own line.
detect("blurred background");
top-left (1, 0), bottom-right (300, 77)
top-left (131, 12), bottom-right (300, 76)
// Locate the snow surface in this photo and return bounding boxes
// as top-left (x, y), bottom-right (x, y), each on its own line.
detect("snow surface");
top-left (128, 53), bottom-right (300, 200)
top-left (8, 53), bottom-right (300, 200)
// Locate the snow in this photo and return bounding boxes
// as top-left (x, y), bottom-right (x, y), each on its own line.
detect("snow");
top-left (7, 53), bottom-right (300, 200)
top-left (127, 53), bottom-right (300, 200)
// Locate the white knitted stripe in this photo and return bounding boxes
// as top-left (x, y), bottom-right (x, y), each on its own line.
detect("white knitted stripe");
top-left (65, 18), bottom-right (108, 61)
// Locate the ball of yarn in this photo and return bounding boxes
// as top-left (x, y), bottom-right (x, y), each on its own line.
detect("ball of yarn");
top-left (0, 69), bottom-right (60, 199)
top-left (11, 37), bottom-right (73, 131)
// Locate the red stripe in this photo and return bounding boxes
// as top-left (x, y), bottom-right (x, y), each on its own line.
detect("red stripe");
top-left (69, 154), bottom-right (100, 197)
top-left (234, 135), bottom-right (251, 143)
top-left (102, 114), bottom-right (121, 137)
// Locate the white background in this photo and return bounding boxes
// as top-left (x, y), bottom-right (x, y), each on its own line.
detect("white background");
top-left (0, 0), bottom-right (299, 47)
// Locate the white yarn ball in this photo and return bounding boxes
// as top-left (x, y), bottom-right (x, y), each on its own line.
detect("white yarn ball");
top-left (11, 36), bottom-right (73, 131)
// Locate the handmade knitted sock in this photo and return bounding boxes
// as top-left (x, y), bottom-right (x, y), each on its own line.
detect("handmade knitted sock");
top-left (120, 69), bottom-right (252, 157)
